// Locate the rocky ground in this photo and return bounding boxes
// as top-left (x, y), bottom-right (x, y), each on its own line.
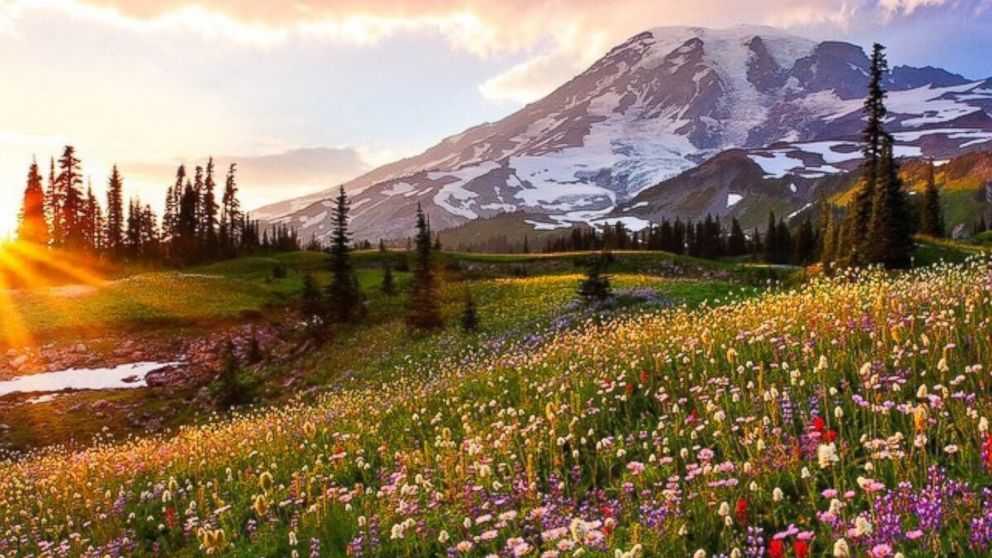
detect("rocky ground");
top-left (0, 312), bottom-right (305, 454)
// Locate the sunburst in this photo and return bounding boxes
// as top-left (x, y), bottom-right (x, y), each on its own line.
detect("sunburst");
top-left (0, 240), bottom-right (108, 349)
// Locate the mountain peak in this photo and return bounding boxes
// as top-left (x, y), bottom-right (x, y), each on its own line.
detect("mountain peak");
top-left (256, 26), bottom-right (992, 242)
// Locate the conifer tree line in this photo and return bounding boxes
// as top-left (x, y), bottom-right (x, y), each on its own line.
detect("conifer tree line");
top-left (16, 146), bottom-right (299, 264)
top-left (299, 192), bottom-right (444, 341)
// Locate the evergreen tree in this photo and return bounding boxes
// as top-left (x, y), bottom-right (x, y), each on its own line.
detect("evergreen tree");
top-left (220, 163), bottom-right (241, 252)
top-left (125, 198), bottom-right (142, 259)
top-left (192, 165), bottom-right (204, 240)
top-left (406, 204), bottom-right (443, 330)
top-left (865, 136), bottom-right (915, 268)
top-left (300, 273), bottom-right (327, 342)
top-left (460, 292), bottom-right (479, 332)
top-left (139, 204), bottom-right (159, 259)
top-left (56, 146), bottom-right (85, 249)
top-left (381, 264), bottom-right (396, 295)
top-left (46, 157), bottom-right (62, 246)
top-left (176, 180), bottom-right (199, 261)
top-left (202, 158), bottom-right (219, 249)
top-left (728, 217), bottom-right (747, 257)
top-left (326, 186), bottom-right (361, 323)
top-left (216, 340), bottom-right (250, 409)
top-left (83, 184), bottom-right (101, 251)
top-left (764, 211), bottom-right (779, 263)
top-left (16, 159), bottom-right (48, 245)
top-left (578, 254), bottom-right (612, 303)
top-left (843, 43), bottom-right (891, 264)
top-left (819, 202), bottom-right (839, 267)
top-left (919, 159), bottom-right (945, 238)
top-left (793, 218), bottom-right (816, 265)
top-left (163, 165), bottom-right (185, 246)
top-left (105, 165), bottom-right (125, 256)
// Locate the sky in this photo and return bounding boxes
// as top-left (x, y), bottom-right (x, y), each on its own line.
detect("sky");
top-left (1, 0), bottom-right (991, 236)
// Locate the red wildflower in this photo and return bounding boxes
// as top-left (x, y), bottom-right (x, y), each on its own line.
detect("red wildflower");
top-left (983, 434), bottom-right (992, 471)
top-left (625, 382), bottom-right (635, 396)
top-left (793, 540), bottom-right (810, 558)
top-left (825, 429), bottom-right (838, 443)
top-left (812, 416), bottom-right (826, 434)
top-left (164, 507), bottom-right (177, 529)
top-left (734, 498), bottom-right (748, 526)
top-left (687, 408), bottom-right (698, 424)
top-left (639, 370), bottom-right (649, 385)
top-left (767, 539), bottom-right (784, 558)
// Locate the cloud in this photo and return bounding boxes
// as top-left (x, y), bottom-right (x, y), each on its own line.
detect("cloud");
top-left (878, 0), bottom-right (948, 15)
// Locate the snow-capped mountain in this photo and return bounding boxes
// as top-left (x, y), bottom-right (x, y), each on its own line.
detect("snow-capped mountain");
top-left (256, 25), bottom-right (992, 241)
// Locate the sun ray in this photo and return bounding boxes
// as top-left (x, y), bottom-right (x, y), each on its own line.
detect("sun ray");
top-left (2, 241), bottom-right (107, 287)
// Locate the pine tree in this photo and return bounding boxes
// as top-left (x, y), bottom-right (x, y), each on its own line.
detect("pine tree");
top-left (163, 165), bottom-right (185, 246)
top-left (728, 217), bottom-right (747, 257)
top-left (176, 181), bottom-right (199, 261)
top-left (406, 204), bottom-right (443, 330)
top-left (126, 198), bottom-right (142, 259)
top-left (139, 204), bottom-right (159, 259)
top-left (83, 184), bottom-right (101, 251)
top-left (16, 159), bottom-right (48, 246)
top-left (202, 158), bottom-right (219, 250)
top-left (764, 211), bottom-right (779, 263)
top-left (793, 218), bottom-right (816, 265)
top-left (578, 254), bottom-right (612, 303)
top-left (105, 165), bottom-right (125, 257)
top-left (919, 159), bottom-right (945, 238)
top-left (460, 292), bottom-right (479, 332)
top-left (326, 186), bottom-right (361, 323)
top-left (819, 202), bottom-right (838, 267)
top-left (842, 43), bottom-right (891, 264)
top-left (865, 136), bottom-right (915, 268)
top-left (216, 340), bottom-right (250, 409)
top-left (220, 163), bottom-right (241, 252)
top-left (192, 165), bottom-right (204, 241)
top-left (46, 157), bottom-right (62, 246)
top-left (56, 146), bottom-right (84, 249)
top-left (381, 264), bottom-right (396, 295)
top-left (300, 273), bottom-right (327, 342)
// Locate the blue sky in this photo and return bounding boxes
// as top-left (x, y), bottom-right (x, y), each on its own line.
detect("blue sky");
top-left (0, 0), bottom-right (991, 234)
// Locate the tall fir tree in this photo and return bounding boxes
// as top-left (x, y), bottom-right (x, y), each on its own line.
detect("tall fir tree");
top-left (326, 186), bottom-right (361, 323)
top-left (299, 273), bottom-right (327, 342)
top-left (192, 165), bottom-right (204, 241)
top-left (220, 163), bottom-right (241, 251)
top-left (46, 157), bottom-right (62, 246)
top-left (126, 198), bottom-right (142, 259)
top-left (843, 43), bottom-right (891, 264)
top-left (919, 159), bottom-right (945, 238)
top-left (83, 184), bottom-right (101, 251)
top-left (728, 217), bottom-right (747, 257)
top-left (163, 165), bottom-right (185, 245)
top-left (202, 157), bottom-right (219, 249)
top-left (460, 292), bottom-right (479, 332)
top-left (865, 136), bottom-right (915, 268)
top-left (56, 146), bottom-right (85, 249)
top-left (16, 159), bottom-right (48, 246)
top-left (105, 165), bottom-right (125, 256)
top-left (819, 201), bottom-right (838, 267)
top-left (406, 204), bottom-right (443, 330)
top-left (381, 264), bottom-right (396, 295)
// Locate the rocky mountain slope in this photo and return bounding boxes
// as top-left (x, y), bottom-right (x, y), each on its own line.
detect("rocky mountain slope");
top-left (255, 25), bottom-right (992, 241)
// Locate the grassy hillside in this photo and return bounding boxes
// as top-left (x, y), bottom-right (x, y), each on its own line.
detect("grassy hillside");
top-left (3, 254), bottom-right (992, 556)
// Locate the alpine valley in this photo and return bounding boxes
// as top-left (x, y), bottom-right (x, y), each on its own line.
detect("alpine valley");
top-left (254, 25), bottom-right (992, 242)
